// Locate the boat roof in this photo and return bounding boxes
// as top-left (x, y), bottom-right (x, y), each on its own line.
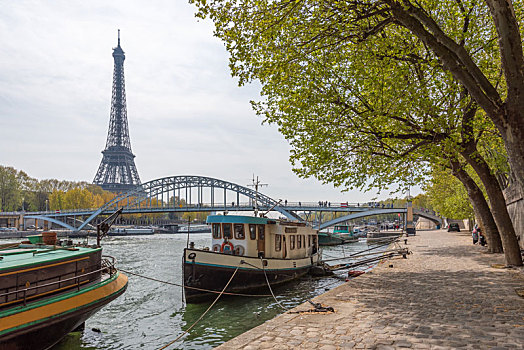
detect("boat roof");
top-left (206, 215), bottom-right (271, 225)
top-left (0, 245), bottom-right (101, 272)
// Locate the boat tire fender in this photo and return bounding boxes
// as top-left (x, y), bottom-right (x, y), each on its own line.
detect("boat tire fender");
top-left (234, 245), bottom-right (245, 256)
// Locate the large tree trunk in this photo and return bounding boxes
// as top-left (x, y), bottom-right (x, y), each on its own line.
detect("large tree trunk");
top-left (450, 161), bottom-right (503, 253)
top-left (485, 0), bottom-right (524, 195)
top-left (460, 150), bottom-right (523, 266)
top-left (500, 112), bottom-right (524, 195)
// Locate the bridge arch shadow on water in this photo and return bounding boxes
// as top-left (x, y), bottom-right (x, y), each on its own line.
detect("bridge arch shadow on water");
top-left (23, 175), bottom-right (442, 232)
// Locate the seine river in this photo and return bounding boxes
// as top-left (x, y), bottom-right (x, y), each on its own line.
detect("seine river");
top-left (3, 233), bottom-right (384, 349)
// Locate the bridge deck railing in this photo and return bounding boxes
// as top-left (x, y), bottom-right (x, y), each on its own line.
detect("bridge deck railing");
top-left (1, 204), bottom-right (439, 217)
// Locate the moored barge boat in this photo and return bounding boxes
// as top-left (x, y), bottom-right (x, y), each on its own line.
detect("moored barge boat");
top-left (183, 215), bottom-right (320, 303)
top-left (318, 225), bottom-right (358, 246)
top-left (0, 233), bottom-right (127, 350)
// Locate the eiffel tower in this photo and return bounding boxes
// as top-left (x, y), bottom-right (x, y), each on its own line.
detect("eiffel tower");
top-left (93, 30), bottom-right (141, 193)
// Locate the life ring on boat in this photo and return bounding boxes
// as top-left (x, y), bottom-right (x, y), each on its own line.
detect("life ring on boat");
top-left (221, 241), bottom-right (234, 253)
top-left (234, 245), bottom-right (245, 256)
top-left (212, 244), bottom-right (221, 252)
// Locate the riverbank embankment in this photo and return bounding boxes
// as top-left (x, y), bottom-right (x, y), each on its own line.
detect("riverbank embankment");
top-left (218, 229), bottom-right (524, 349)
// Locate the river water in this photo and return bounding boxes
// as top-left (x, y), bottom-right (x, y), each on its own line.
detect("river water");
top-left (3, 233), bottom-right (387, 349)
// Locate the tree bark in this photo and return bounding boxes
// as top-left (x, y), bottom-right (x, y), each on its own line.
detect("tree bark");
top-left (500, 112), bottom-right (524, 194)
top-left (460, 150), bottom-right (523, 266)
top-left (484, 0), bottom-right (524, 194)
top-left (450, 161), bottom-right (503, 253)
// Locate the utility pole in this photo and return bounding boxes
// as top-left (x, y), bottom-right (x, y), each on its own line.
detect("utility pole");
top-left (247, 175), bottom-right (268, 217)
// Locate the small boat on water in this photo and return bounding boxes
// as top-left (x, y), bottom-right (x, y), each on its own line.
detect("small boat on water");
top-left (183, 214), bottom-right (320, 303)
top-left (318, 225), bottom-right (358, 246)
top-left (109, 226), bottom-right (155, 235)
top-left (352, 226), bottom-right (368, 238)
top-left (177, 224), bottom-right (211, 234)
top-left (0, 232), bottom-right (127, 349)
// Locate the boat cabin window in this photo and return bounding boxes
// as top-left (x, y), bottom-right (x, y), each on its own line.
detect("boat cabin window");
top-left (234, 224), bottom-right (245, 239)
top-left (275, 234), bottom-right (281, 251)
top-left (308, 235), bottom-right (311, 247)
top-left (223, 223), bottom-right (232, 239)
top-left (257, 225), bottom-right (265, 240)
top-left (297, 235), bottom-right (302, 249)
top-left (249, 224), bottom-right (256, 240)
top-left (212, 223), bottom-right (221, 239)
top-left (285, 227), bottom-right (297, 233)
top-left (290, 235), bottom-right (295, 250)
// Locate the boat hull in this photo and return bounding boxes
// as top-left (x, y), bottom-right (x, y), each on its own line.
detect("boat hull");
top-left (183, 248), bottom-right (319, 303)
top-left (318, 232), bottom-right (358, 246)
top-left (0, 272), bottom-right (128, 350)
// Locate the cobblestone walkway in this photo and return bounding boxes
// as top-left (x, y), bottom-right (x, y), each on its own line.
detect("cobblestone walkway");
top-left (217, 230), bottom-right (524, 349)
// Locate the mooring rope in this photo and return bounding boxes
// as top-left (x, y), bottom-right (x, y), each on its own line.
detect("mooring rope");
top-left (119, 268), bottom-right (272, 297)
top-left (259, 256), bottom-right (289, 311)
top-left (158, 263), bottom-right (242, 350)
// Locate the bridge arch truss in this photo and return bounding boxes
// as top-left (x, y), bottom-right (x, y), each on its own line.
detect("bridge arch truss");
top-left (317, 208), bottom-right (442, 230)
top-left (75, 175), bottom-right (299, 231)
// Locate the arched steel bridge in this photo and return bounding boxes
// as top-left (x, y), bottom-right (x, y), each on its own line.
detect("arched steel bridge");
top-left (19, 175), bottom-right (442, 231)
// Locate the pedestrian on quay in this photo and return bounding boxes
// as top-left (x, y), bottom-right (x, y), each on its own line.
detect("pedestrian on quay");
top-left (472, 226), bottom-right (479, 244)
top-left (479, 231), bottom-right (487, 246)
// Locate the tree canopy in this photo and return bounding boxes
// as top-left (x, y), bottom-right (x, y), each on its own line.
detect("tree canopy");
top-left (191, 0), bottom-right (523, 265)
top-left (425, 167), bottom-right (474, 219)
top-left (192, 0), bottom-right (523, 192)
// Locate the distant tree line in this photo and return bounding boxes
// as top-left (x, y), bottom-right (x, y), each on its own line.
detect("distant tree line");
top-left (0, 165), bottom-right (210, 223)
top-left (0, 165), bottom-right (113, 212)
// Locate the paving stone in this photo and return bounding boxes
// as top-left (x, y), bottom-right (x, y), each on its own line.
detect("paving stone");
top-left (319, 345), bottom-right (337, 350)
top-left (259, 336), bottom-right (274, 342)
top-left (375, 346), bottom-right (395, 350)
top-left (395, 340), bottom-right (413, 348)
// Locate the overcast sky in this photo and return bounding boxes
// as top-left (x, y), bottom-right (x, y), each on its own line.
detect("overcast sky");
top-left (0, 0), bottom-right (411, 203)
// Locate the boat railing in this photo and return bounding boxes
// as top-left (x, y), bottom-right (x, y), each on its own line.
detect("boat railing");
top-left (0, 255), bottom-right (118, 308)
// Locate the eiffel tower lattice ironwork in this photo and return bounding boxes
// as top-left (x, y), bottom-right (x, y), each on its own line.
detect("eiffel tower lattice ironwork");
top-left (93, 30), bottom-right (141, 193)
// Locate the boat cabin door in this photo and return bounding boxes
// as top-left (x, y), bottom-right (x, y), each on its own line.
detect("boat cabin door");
top-left (257, 225), bottom-right (265, 258)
